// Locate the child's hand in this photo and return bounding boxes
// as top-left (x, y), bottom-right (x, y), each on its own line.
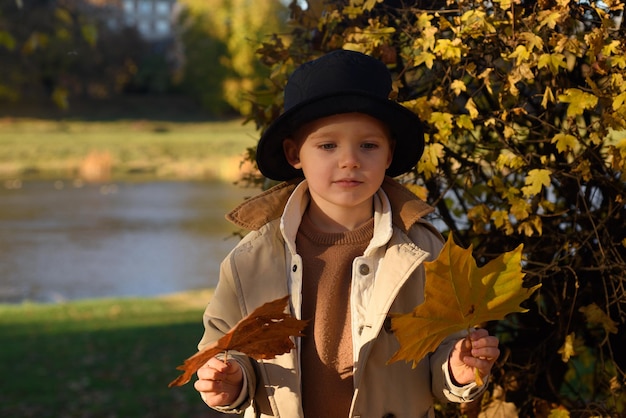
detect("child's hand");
top-left (448, 329), bottom-right (500, 385)
top-left (194, 356), bottom-right (244, 407)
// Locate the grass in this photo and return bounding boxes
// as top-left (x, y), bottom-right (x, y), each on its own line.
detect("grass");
top-left (0, 117), bottom-right (258, 182)
top-left (0, 290), bottom-right (232, 418)
top-left (0, 102), bottom-right (246, 416)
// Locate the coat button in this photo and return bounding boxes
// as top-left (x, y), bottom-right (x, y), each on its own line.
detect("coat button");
top-left (358, 264), bottom-right (370, 275)
top-left (292, 264), bottom-right (297, 272)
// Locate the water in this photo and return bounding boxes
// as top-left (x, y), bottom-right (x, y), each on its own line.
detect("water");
top-left (0, 180), bottom-right (253, 303)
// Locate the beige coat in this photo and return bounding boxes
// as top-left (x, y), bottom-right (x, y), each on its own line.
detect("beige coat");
top-left (198, 177), bottom-right (484, 418)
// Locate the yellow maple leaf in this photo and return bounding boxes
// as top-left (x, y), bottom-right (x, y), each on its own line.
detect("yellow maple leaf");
top-left (465, 97), bottom-right (479, 118)
top-left (551, 133), bottom-right (579, 153)
top-left (456, 114), bottom-right (474, 130)
top-left (519, 31), bottom-right (544, 52)
top-left (404, 183), bottom-right (428, 201)
top-left (451, 79), bottom-right (467, 96)
top-left (538, 53), bottom-right (567, 75)
top-left (579, 303), bottom-right (618, 335)
top-left (434, 38), bottom-right (463, 63)
top-left (496, 0), bottom-right (512, 9)
top-left (537, 10), bottom-right (564, 30)
top-left (558, 332), bottom-right (576, 362)
top-left (509, 45), bottom-right (531, 65)
top-left (612, 91), bottom-right (626, 111)
top-left (414, 51), bottom-right (436, 69)
top-left (558, 88), bottom-right (598, 118)
top-left (602, 40), bottom-right (621, 56)
top-left (521, 168), bottom-right (551, 197)
top-left (362, 0), bottom-right (384, 11)
top-left (389, 234), bottom-right (541, 368)
top-left (509, 196), bottom-right (531, 221)
top-left (416, 12), bottom-right (434, 31)
top-left (542, 86), bottom-right (555, 109)
top-left (417, 142), bottom-right (443, 179)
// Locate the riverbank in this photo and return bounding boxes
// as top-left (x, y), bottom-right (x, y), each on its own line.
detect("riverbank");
top-left (0, 289), bottom-right (231, 417)
top-left (0, 117), bottom-right (258, 183)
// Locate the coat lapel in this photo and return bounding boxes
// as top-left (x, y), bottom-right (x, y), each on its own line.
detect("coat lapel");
top-left (354, 234), bottom-right (430, 387)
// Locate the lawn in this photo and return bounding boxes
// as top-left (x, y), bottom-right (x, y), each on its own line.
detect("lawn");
top-left (0, 290), bottom-right (231, 418)
top-left (0, 117), bottom-right (258, 182)
top-left (0, 110), bottom-right (253, 416)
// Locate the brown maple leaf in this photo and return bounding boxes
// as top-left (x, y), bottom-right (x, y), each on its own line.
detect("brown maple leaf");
top-left (168, 295), bottom-right (308, 387)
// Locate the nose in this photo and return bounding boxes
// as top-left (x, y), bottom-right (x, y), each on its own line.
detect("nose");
top-left (339, 146), bottom-right (360, 169)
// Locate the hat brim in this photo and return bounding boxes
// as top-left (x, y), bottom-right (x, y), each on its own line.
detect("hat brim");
top-left (256, 92), bottom-right (425, 181)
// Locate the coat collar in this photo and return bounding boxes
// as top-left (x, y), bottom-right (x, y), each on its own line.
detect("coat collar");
top-left (226, 176), bottom-right (434, 234)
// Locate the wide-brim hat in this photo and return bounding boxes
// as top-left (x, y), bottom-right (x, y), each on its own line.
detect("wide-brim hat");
top-left (256, 49), bottom-right (425, 181)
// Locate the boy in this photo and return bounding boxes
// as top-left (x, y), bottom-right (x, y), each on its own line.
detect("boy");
top-left (194, 50), bottom-right (500, 417)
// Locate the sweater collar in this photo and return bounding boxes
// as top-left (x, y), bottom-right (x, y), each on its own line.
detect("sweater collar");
top-left (226, 176), bottom-right (434, 234)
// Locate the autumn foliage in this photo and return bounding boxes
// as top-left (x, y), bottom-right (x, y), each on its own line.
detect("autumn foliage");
top-left (389, 235), bottom-right (539, 369)
top-left (169, 296), bottom-right (308, 388)
top-left (246, 0), bottom-right (626, 416)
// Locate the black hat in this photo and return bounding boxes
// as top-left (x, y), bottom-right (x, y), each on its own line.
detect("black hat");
top-left (256, 49), bottom-right (425, 181)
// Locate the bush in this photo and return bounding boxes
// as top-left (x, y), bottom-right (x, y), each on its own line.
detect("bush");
top-left (247, 0), bottom-right (626, 416)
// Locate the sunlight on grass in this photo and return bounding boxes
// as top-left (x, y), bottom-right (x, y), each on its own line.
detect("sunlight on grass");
top-left (0, 118), bottom-right (258, 182)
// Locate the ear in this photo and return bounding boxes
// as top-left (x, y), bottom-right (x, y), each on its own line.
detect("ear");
top-left (283, 138), bottom-right (302, 169)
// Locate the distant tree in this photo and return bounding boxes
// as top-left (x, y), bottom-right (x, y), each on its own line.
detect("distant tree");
top-left (176, 0), bottom-right (290, 115)
top-left (0, 0), bottom-right (149, 108)
top-left (249, 0), bottom-right (626, 416)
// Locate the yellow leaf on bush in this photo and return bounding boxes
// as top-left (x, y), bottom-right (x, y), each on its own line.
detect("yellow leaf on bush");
top-left (538, 53), bottom-right (567, 75)
top-left (521, 168), bottom-right (551, 197)
top-left (551, 133), bottom-right (579, 153)
top-left (456, 114), bottom-right (474, 130)
top-left (602, 40), bottom-right (621, 56)
top-left (579, 303), bottom-right (618, 334)
top-left (404, 183), bottom-right (428, 201)
top-left (509, 45), bottom-right (531, 65)
top-left (494, 0), bottom-right (512, 9)
top-left (558, 88), bottom-right (598, 118)
top-left (537, 10), bottom-right (563, 30)
top-left (465, 97), bottom-right (479, 118)
top-left (451, 79), bottom-right (467, 95)
top-left (418, 143), bottom-right (443, 179)
top-left (558, 332), bottom-right (576, 362)
top-left (389, 234), bottom-right (540, 367)
top-left (509, 196), bottom-right (531, 221)
top-left (414, 51), bottom-right (436, 69)
top-left (542, 86), bottom-right (555, 108)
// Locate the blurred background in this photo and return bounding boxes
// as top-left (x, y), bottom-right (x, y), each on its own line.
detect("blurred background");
top-left (0, 0), bottom-right (306, 303)
top-left (0, 2), bottom-right (304, 416)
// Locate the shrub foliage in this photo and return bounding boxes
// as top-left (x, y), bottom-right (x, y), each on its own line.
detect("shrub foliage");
top-left (247, 0), bottom-right (626, 416)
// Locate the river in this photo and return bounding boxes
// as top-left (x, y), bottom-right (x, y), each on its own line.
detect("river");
top-left (0, 180), bottom-right (253, 303)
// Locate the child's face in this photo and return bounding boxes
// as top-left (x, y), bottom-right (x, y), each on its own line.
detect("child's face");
top-left (283, 112), bottom-right (394, 226)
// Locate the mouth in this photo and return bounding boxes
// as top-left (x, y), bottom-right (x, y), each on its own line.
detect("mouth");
top-left (334, 178), bottom-right (362, 187)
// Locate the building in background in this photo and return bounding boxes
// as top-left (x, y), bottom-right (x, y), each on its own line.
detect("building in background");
top-left (81, 0), bottom-right (183, 91)
top-left (82, 0), bottom-right (179, 43)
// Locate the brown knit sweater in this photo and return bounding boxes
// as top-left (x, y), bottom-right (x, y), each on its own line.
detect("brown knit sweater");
top-left (297, 213), bottom-right (374, 418)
